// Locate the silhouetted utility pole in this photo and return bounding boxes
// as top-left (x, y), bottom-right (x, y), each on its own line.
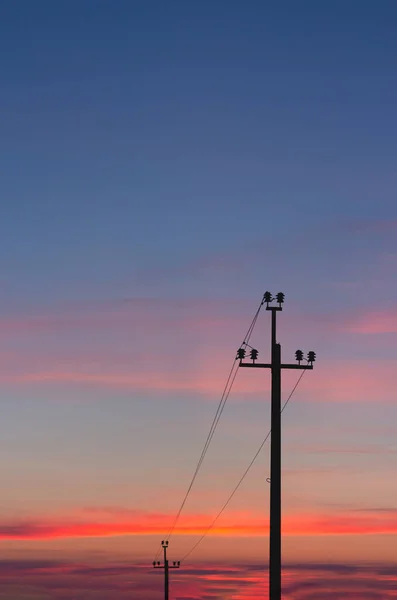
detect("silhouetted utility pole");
top-left (238, 292), bottom-right (316, 600)
top-left (153, 541), bottom-right (180, 600)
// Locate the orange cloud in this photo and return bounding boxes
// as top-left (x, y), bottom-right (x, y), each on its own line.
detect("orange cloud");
top-left (284, 512), bottom-right (397, 536)
top-left (1, 509), bottom-right (396, 541)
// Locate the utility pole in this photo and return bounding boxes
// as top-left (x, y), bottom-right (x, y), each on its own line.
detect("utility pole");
top-left (237, 292), bottom-right (316, 600)
top-left (152, 541), bottom-right (180, 600)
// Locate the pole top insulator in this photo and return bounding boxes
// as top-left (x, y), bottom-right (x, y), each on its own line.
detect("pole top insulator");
top-left (307, 351), bottom-right (316, 364)
top-left (263, 291), bottom-right (273, 305)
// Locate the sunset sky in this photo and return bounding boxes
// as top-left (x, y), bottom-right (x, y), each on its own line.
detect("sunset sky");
top-left (1, 1), bottom-right (397, 598)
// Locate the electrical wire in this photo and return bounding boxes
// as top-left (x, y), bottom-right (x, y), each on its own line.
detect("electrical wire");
top-left (179, 369), bottom-right (307, 563)
top-left (153, 295), bottom-right (266, 560)
top-left (165, 299), bottom-right (263, 540)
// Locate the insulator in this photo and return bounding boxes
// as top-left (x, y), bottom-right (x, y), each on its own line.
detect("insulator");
top-left (276, 292), bottom-right (285, 304)
top-left (153, 561), bottom-right (156, 567)
top-left (237, 348), bottom-right (246, 360)
top-left (173, 562), bottom-right (176, 566)
top-left (178, 561), bottom-right (180, 566)
top-left (157, 561), bottom-right (160, 566)
top-left (295, 349), bottom-right (304, 362)
top-left (307, 351), bottom-right (316, 363)
top-left (264, 291), bottom-right (273, 304)
top-left (250, 348), bottom-right (259, 361)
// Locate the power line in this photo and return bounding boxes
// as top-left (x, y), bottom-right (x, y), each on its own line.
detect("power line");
top-left (165, 299), bottom-right (263, 540)
top-left (163, 364), bottom-right (238, 546)
top-left (192, 306), bottom-right (262, 476)
top-left (153, 296), bottom-right (265, 560)
top-left (179, 370), bottom-right (307, 563)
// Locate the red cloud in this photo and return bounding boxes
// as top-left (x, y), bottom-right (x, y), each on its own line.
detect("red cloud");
top-left (0, 509), bottom-right (396, 541)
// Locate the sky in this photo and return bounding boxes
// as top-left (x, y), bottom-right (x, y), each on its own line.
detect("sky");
top-left (1, 0), bottom-right (397, 598)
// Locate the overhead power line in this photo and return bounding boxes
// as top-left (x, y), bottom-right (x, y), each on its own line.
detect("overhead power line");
top-left (153, 295), bottom-right (266, 560)
top-left (179, 369), bottom-right (307, 563)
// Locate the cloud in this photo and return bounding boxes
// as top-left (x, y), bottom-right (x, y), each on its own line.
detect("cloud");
top-left (0, 298), bottom-right (396, 403)
top-left (0, 297), bottom-right (241, 337)
top-left (341, 309), bottom-right (397, 334)
top-left (302, 360), bottom-right (397, 403)
top-left (0, 355), bottom-right (396, 405)
top-left (0, 508), bottom-right (396, 541)
top-left (348, 508), bottom-right (397, 514)
top-left (0, 559), bottom-right (395, 599)
top-left (293, 443), bottom-right (397, 455)
top-left (280, 561), bottom-right (397, 600)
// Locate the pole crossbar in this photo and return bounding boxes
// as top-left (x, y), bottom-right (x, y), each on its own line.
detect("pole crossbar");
top-left (239, 363), bottom-right (313, 370)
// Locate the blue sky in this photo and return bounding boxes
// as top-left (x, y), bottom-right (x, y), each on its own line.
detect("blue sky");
top-left (2, 0), bottom-right (397, 308)
top-left (1, 2), bottom-right (397, 598)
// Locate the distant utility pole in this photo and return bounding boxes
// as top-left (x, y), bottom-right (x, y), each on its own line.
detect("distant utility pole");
top-left (238, 292), bottom-right (315, 600)
top-left (153, 541), bottom-right (180, 600)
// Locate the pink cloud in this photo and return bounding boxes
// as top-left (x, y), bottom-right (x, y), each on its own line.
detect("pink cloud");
top-left (0, 298), bottom-right (239, 339)
top-left (305, 360), bottom-right (397, 402)
top-left (0, 367), bottom-right (231, 394)
top-left (0, 299), bottom-right (396, 402)
top-left (341, 309), bottom-right (397, 334)
top-left (0, 357), bottom-right (396, 403)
